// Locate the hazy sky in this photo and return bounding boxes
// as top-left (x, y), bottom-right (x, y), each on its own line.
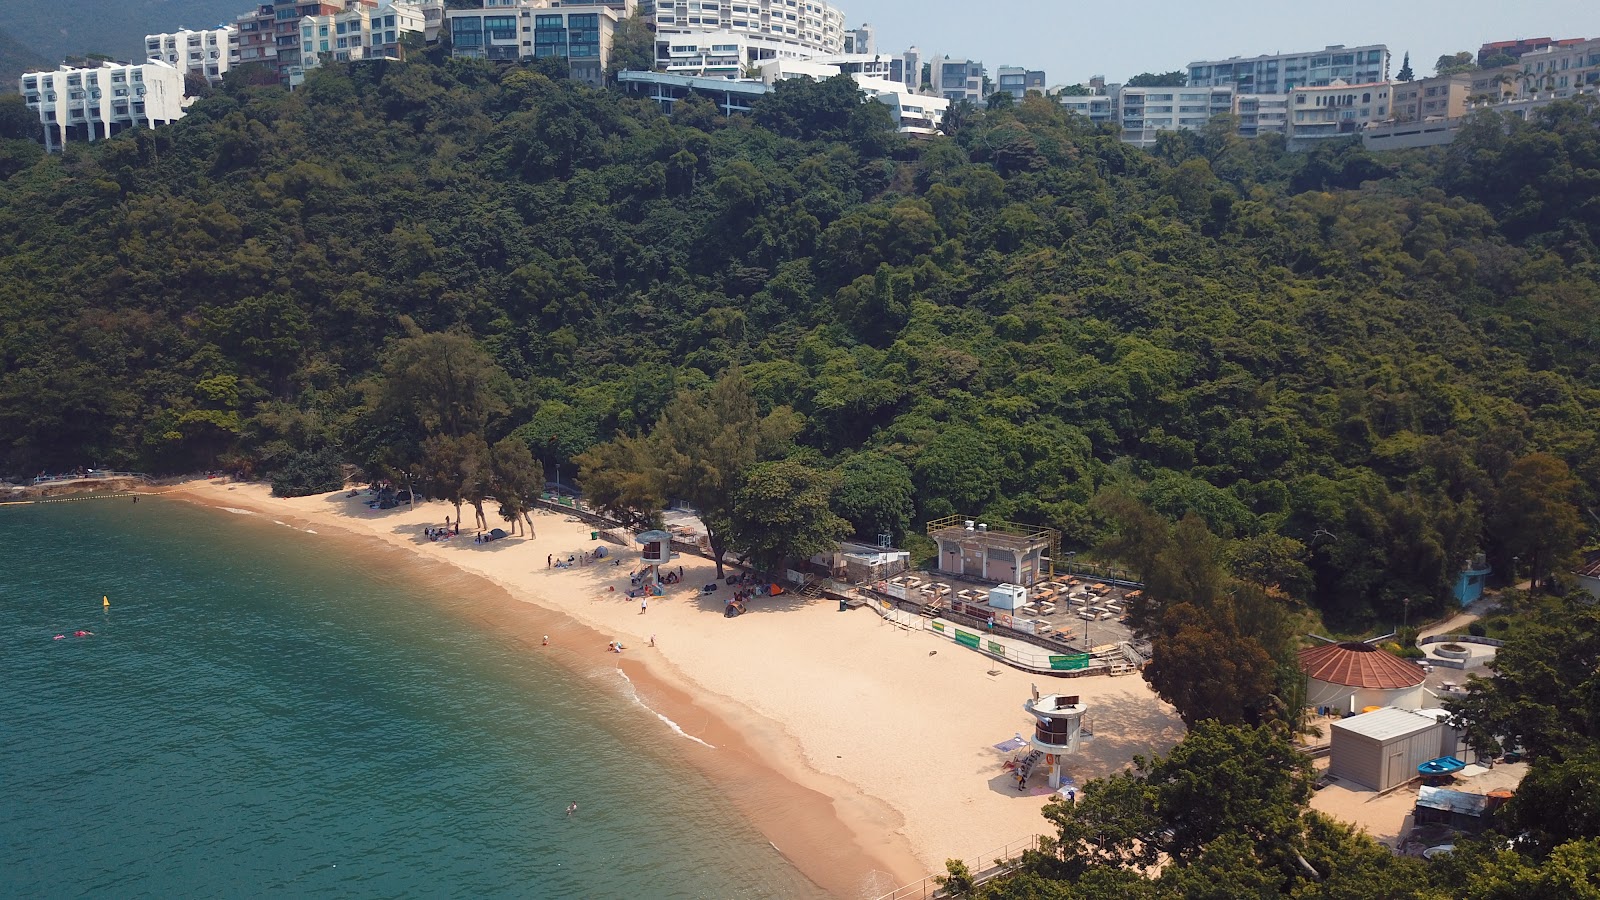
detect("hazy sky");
top-left (845, 0), bottom-right (1600, 86)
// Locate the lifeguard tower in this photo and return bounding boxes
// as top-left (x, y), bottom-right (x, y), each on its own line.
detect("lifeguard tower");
top-left (927, 516), bottom-right (1058, 586)
top-left (634, 529), bottom-right (674, 594)
top-left (1023, 692), bottom-right (1087, 790)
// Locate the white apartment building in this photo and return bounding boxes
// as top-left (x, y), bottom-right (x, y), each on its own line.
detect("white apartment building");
top-left (296, 1), bottom-right (426, 84)
top-left (19, 60), bottom-right (188, 152)
top-left (652, 0), bottom-right (845, 70)
top-left (1189, 44), bottom-right (1388, 95)
top-left (1119, 85), bottom-right (1233, 147)
top-left (1287, 80), bottom-right (1389, 142)
top-left (756, 59), bottom-right (946, 133)
top-left (1233, 92), bottom-right (1288, 136)
top-left (145, 27), bottom-right (235, 84)
top-left (1059, 91), bottom-right (1116, 125)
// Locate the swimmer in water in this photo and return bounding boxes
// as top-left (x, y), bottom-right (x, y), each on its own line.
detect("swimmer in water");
top-left (567, 801), bottom-right (578, 817)
top-left (75, 630), bottom-right (93, 637)
top-left (53, 634), bottom-right (65, 640)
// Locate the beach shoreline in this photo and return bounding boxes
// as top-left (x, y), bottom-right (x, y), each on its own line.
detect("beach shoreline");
top-left (156, 478), bottom-right (1185, 896)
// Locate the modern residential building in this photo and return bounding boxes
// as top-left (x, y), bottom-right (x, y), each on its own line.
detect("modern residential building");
top-left (658, 30), bottom-right (751, 76)
top-left (902, 45), bottom-right (922, 90)
top-left (1118, 84), bottom-right (1233, 147)
top-left (757, 59), bottom-right (947, 133)
top-left (447, 1), bottom-right (623, 85)
top-left (1188, 44), bottom-right (1388, 95)
top-left (233, 1), bottom-right (375, 84)
top-left (1287, 79), bottom-right (1390, 143)
top-left (296, 1), bottom-right (425, 85)
top-left (652, 0), bottom-right (845, 70)
top-left (145, 27), bottom-right (236, 84)
top-left (1513, 37), bottom-right (1600, 99)
top-left (1058, 91), bottom-right (1116, 126)
top-left (1478, 36), bottom-right (1587, 66)
top-left (1233, 92), bottom-right (1288, 137)
top-left (995, 66), bottom-right (1045, 99)
top-left (1469, 64), bottom-right (1522, 103)
top-left (19, 60), bottom-right (188, 152)
top-left (930, 56), bottom-right (983, 102)
top-left (808, 52), bottom-right (901, 82)
top-left (616, 69), bottom-right (769, 114)
top-left (1391, 72), bottom-right (1471, 123)
top-left (843, 22), bottom-right (873, 55)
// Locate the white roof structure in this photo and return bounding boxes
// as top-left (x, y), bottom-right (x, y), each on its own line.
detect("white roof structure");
top-left (1331, 707), bottom-right (1444, 741)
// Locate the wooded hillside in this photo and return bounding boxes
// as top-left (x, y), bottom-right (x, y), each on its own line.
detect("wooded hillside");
top-left (0, 57), bottom-right (1596, 630)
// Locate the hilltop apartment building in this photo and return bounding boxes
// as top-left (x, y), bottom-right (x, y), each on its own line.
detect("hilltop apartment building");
top-left (145, 27), bottom-right (236, 84)
top-left (652, 0), bottom-right (845, 70)
top-left (1188, 44), bottom-right (1388, 95)
top-left (18, 60), bottom-right (188, 152)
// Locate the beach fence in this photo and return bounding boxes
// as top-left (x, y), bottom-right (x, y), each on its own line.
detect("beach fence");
top-left (870, 604), bottom-right (1133, 677)
top-left (875, 834), bottom-right (1046, 900)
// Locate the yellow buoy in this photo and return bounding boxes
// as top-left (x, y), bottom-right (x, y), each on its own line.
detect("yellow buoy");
top-left (103, 596), bottom-right (110, 608)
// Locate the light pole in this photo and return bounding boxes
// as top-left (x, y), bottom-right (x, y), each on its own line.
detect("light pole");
top-left (1402, 596), bottom-right (1411, 632)
top-left (1512, 556), bottom-right (1519, 591)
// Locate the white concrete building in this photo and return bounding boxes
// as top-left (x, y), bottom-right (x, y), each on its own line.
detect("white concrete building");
top-left (756, 60), bottom-right (948, 134)
top-left (1189, 44), bottom-right (1389, 95)
top-left (1234, 92), bottom-right (1288, 136)
top-left (1059, 91), bottom-right (1117, 126)
top-left (652, 0), bottom-right (845, 70)
top-left (19, 60), bottom-right (188, 152)
top-left (145, 27), bottom-right (235, 84)
top-left (297, 2), bottom-right (426, 84)
top-left (1287, 79), bottom-right (1390, 143)
top-left (1118, 85), bottom-right (1233, 147)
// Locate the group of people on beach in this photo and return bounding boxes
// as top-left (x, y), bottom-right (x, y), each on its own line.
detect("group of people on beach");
top-left (425, 518), bottom-right (459, 542)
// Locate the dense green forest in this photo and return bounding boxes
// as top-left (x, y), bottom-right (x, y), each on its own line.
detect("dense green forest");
top-left (0, 56), bottom-right (1597, 635)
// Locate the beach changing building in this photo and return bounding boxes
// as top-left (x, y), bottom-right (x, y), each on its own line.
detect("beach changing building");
top-left (926, 516), bottom-right (1057, 587)
top-left (1300, 638), bottom-right (1426, 715)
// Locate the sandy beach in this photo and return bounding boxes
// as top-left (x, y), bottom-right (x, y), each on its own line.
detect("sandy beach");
top-left (160, 479), bottom-right (1185, 897)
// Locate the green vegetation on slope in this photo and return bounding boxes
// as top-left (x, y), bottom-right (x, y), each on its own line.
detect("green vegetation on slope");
top-left (0, 58), bottom-right (1596, 636)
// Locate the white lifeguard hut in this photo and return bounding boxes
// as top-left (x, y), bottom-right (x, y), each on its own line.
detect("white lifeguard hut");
top-left (1023, 691), bottom-right (1087, 789)
top-left (637, 529), bottom-right (673, 566)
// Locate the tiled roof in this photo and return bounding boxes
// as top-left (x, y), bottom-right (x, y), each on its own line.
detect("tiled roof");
top-left (1575, 552), bottom-right (1600, 579)
top-left (1299, 641), bottom-right (1426, 690)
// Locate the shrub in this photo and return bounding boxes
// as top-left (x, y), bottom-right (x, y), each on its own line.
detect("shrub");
top-left (1440, 643), bottom-right (1466, 653)
top-left (1467, 621), bottom-right (1487, 637)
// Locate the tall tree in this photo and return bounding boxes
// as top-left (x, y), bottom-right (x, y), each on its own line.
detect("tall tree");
top-left (1491, 453), bottom-right (1583, 591)
top-left (1126, 71), bottom-right (1188, 87)
top-left (490, 436), bottom-right (544, 536)
top-left (1435, 51), bottom-right (1479, 76)
top-left (606, 12), bottom-right (656, 79)
top-left (729, 459), bottom-right (849, 574)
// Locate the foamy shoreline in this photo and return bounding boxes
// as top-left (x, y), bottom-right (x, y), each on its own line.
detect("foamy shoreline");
top-left (159, 479), bottom-right (1185, 896)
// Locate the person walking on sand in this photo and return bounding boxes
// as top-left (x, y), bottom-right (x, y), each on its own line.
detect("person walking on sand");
top-left (641, 597), bottom-right (648, 614)
top-left (547, 554), bottom-right (552, 568)
top-left (649, 634), bottom-right (656, 647)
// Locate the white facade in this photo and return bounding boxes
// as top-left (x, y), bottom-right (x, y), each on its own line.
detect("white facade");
top-left (1119, 85), bottom-right (1234, 147)
top-left (1233, 92), bottom-right (1288, 136)
top-left (145, 27), bottom-right (235, 84)
top-left (1189, 44), bottom-right (1389, 95)
top-left (19, 61), bottom-right (187, 152)
top-left (661, 30), bottom-right (756, 75)
top-left (1059, 91), bottom-right (1116, 126)
top-left (652, 0), bottom-right (845, 69)
top-left (1287, 79), bottom-right (1390, 142)
top-left (297, 2), bottom-right (426, 84)
top-left (756, 60), bottom-right (948, 134)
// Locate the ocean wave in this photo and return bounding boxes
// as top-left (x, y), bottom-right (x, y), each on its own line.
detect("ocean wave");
top-left (218, 507), bottom-right (257, 516)
top-left (616, 669), bottom-right (716, 749)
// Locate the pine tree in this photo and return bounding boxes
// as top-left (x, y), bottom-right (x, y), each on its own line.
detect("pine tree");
top-left (1396, 52), bottom-right (1414, 81)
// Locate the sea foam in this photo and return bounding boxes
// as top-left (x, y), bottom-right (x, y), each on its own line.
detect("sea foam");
top-left (616, 669), bottom-right (716, 749)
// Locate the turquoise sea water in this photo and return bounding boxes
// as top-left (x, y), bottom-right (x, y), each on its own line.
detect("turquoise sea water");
top-left (0, 498), bottom-right (821, 899)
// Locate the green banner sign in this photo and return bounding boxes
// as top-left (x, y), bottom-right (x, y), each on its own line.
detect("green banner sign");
top-left (955, 630), bottom-right (980, 648)
top-left (932, 621), bottom-right (946, 633)
top-left (1050, 654), bottom-right (1090, 670)
top-left (987, 641), bottom-right (1006, 657)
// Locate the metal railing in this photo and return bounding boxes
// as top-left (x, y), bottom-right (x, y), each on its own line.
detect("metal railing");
top-left (875, 834), bottom-right (1046, 900)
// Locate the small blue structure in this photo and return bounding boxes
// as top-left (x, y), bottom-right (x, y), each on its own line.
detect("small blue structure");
top-left (1453, 554), bottom-right (1492, 607)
